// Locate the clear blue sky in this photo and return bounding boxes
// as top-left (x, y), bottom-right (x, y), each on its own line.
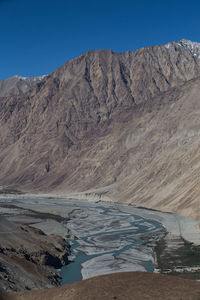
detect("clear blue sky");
top-left (0, 0), bottom-right (200, 79)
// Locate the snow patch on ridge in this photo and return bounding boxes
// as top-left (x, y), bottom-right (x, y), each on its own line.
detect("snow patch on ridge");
top-left (164, 43), bottom-right (171, 49)
top-left (13, 74), bottom-right (47, 81)
top-left (164, 39), bottom-right (200, 58)
top-left (178, 39), bottom-right (200, 58)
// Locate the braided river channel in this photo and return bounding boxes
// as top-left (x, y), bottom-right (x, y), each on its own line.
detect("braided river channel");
top-left (61, 203), bottom-right (165, 284)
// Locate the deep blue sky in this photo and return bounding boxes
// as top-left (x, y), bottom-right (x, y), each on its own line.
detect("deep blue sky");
top-left (0, 0), bottom-right (200, 79)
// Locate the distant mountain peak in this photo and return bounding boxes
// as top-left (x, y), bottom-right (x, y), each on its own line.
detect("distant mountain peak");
top-left (13, 75), bottom-right (27, 80)
top-left (0, 74), bottom-right (48, 97)
top-left (164, 39), bottom-right (200, 58)
top-left (177, 39), bottom-right (200, 57)
top-left (13, 74), bottom-right (47, 81)
top-left (178, 38), bottom-right (200, 45)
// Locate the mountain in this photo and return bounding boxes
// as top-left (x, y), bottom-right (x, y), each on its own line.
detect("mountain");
top-left (1, 39), bottom-right (200, 219)
top-left (0, 75), bottom-right (46, 97)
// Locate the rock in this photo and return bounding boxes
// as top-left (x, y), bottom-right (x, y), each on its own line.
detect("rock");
top-left (0, 217), bottom-right (70, 293)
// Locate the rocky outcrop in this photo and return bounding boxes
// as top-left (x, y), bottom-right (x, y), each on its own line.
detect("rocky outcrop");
top-left (1, 40), bottom-right (200, 218)
top-left (0, 217), bottom-right (70, 293)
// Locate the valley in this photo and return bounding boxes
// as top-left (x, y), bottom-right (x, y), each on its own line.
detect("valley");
top-left (0, 192), bottom-right (200, 295)
top-left (1, 40), bottom-right (200, 221)
top-left (1, 39), bottom-right (200, 298)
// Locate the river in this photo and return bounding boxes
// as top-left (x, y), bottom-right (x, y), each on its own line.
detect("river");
top-left (60, 203), bottom-right (165, 284)
top-left (1, 194), bottom-right (199, 283)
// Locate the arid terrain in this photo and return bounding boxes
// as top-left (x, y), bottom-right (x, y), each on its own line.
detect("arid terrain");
top-left (0, 75), bottom-right (46, 98)
top-left (1, 40), bottom-right (200, 219)
top-left (1, 39), bottom-right (200, 298)
top-left (2, 272), bottom-right (200, 300)
top-left (0, 194), bottom-right (200, 295)
top-left (0, 215), bottom-right (70, 293)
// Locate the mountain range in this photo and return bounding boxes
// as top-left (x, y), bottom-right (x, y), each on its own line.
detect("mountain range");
top-left (0, 75), bottom-right (46, 97)
top-left (1, 39), bottom-right (200, 219)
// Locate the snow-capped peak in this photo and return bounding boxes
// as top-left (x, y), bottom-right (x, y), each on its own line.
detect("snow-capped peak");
top-left (13, 75), bottom-right (27, 80)
top-left (177, 39), bottom-right (200, 57)
top-left (179, 38), bottom-right (200, 47)
top-left (164, 39), bottom-right (200, 58)
top-left (13, 74), bottom-right (47, 81)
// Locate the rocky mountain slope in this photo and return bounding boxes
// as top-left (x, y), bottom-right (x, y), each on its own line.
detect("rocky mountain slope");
top-left (2, 272), bottom-right (200, 300)
top-left (0, 75), bottom-right (46, 97)
top-left (1, 39), bottom-right (200, 219)
top-left (0, 216), bottom-right (69, 293)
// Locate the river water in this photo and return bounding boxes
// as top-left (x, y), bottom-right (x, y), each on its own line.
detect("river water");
top-left (4, 196), bottom-right (165, 284)
top-left (2, 195), bottom-right (200, 285)
top-left (61, 204), bottom-right (165, 285)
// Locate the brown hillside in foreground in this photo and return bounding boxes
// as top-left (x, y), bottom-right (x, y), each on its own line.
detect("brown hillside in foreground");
top-left (2, 272), bottom-right (200, 300)
top-left (1, 40), bottom-right (200, 218)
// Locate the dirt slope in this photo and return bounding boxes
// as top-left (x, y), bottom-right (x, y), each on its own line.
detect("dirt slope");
top-left (2, 272), bottom-right (200, 300)
top-left (0, 216), bottom-right (69, 293)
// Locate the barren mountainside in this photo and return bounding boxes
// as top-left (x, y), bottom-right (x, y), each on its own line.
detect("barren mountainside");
top-left (1, 39), bottom-right (200, 219)
top-left (0, 75), bottom-right (46, 97)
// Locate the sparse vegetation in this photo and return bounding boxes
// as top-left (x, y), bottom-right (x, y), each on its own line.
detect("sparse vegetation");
top-left (0, 203), bottom-right (24, 209)
top-left (24, 210), bottom-right (69, 222)
top-left (155, 237), bottom-right (200, 280)
top-left (0, 203), bottom-right (69, 223)
top-left (0, 188), bottom-right (24, 195)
